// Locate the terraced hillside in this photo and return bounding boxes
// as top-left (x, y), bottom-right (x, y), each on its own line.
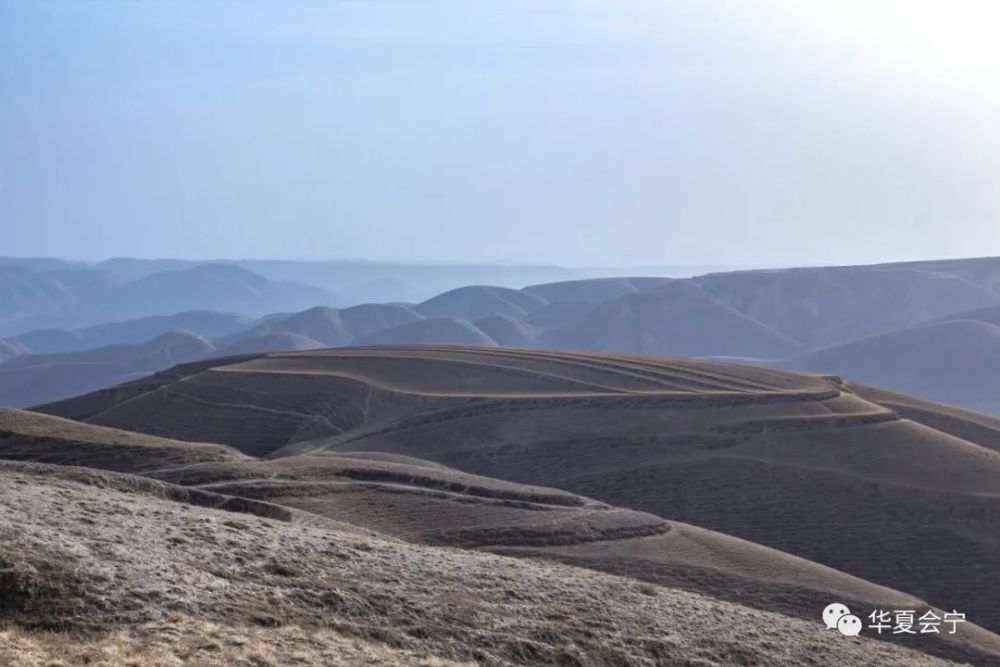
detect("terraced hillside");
top-left (3, 407), bottom-right (1000, 665)
top-left (36, 345), bottom-right (1000, 641)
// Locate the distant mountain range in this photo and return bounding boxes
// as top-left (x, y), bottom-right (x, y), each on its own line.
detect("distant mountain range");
top-left (3, 255), bottom-right (1000, 412)
top-left (14, 310), bottom-right (256, 354)
top-left (0, 257), bottom-right (754, 335)
top-left (0, 262), bottom-right (334, 334)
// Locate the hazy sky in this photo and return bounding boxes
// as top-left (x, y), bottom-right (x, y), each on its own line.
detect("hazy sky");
top-left (2, 0), bottom-right (999, 266)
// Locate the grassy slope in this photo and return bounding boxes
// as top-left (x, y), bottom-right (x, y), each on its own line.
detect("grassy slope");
top-left (0, 463), bottom-right (970, 667)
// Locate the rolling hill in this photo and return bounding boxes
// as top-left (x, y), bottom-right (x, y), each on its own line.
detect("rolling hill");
top-left (227, 304), bottom-right (423, 348)
top-left (36, 345), bottom-right (1000, 644)
top-left (13, 310), bottom-right (255, 354)
top-left (0, 263), bottom-right (336, 335)
top-left (2, 459), bottom-right (964, 666)
top-left (0, 264), bottom-right (110, 334)
top-left (537, 282), bottom-right (801, 358)
top-left (214, 332), bottom-right (326, 356)
top-left (95, 263), bottom-right (334, 322)
top-left (931, 302), bottom-right (1000, 327)
top-left (523, 277), bottom-right (675, 303)
top-left (472, 314), bottom-right (540, 347)
top-left (522, 299), bottom-right (593, 329)
top-left (0, 407), bottom-right (247, 472)
top-left (414, 286), bottom-right (548, 319)
top-left (777, 319), bottom-right (1000, 415)
top-left (355, 317), bottom-right (499, 347)
top-left (3, 405), bottom-right (999, 664)
top-left (693, 265), bottom-right (1000, 349)
top-left (0, 304), bottom-right (428, 408)
top-left (0, 331), bottom-right (216, 408)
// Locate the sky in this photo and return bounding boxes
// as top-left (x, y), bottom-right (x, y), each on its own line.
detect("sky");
top-left (2, 0), bottom-right (999, 267)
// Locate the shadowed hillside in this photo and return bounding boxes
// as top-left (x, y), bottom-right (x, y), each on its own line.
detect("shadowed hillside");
top-left (215, 332), bottom-right (326, 356)
top-left (355, 317), bottom-right (499, 347)
top-left (0, 331), bottom-right (216, 408)
top-left (473, 315), bottom-right (540, 347)
top-left (537, 282), bottom-right (801, 358)
top-left (0, 263), bottom-right (336, 335)
top-left (931, 303), bottom-right (1000, 327)
top-left (225, 304), bottom-right (423, 348)
top-left (777, 319), bottom-right (1000, 416)
top-left (523, 277), bottom-right (675, 303)
top-left (414, 286), bottom-right (548, 319)
top-left (0, 265), bottom-right (109, 334)
top-left (13, 310), bottom-right (254, 354)
top-left (693, 266), bottom-right (1000, 349)
top-left (0, 407), bottom-right (247, 474)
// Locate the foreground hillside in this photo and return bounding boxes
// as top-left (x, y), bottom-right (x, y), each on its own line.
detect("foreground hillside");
top-left (1, 618), bottom-right (470, 667)
top-left (0, 406), bottom-right (961, 653)
top-left (36, 345), bottom-right (1000, 645)
top-left (0, 460), bottom-right (978, 666)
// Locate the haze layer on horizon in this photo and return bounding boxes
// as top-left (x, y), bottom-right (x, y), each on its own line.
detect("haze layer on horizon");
top-left (2, 0), bottom-right (999, 267)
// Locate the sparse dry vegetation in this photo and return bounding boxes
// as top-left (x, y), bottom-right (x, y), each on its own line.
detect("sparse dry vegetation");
top-left (0, 465), bottom-right (967, 666)
top-left (0, 616), bottom-right (471, 667)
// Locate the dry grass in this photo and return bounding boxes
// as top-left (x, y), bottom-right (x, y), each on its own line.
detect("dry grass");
top-left (0, 615), bottom-right (471, 666)
top-left (0, 465), bottom-right (971, 666)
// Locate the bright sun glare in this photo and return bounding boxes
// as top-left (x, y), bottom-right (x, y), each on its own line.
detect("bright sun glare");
top-left (813, 0), bottom-right (1000, 84)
